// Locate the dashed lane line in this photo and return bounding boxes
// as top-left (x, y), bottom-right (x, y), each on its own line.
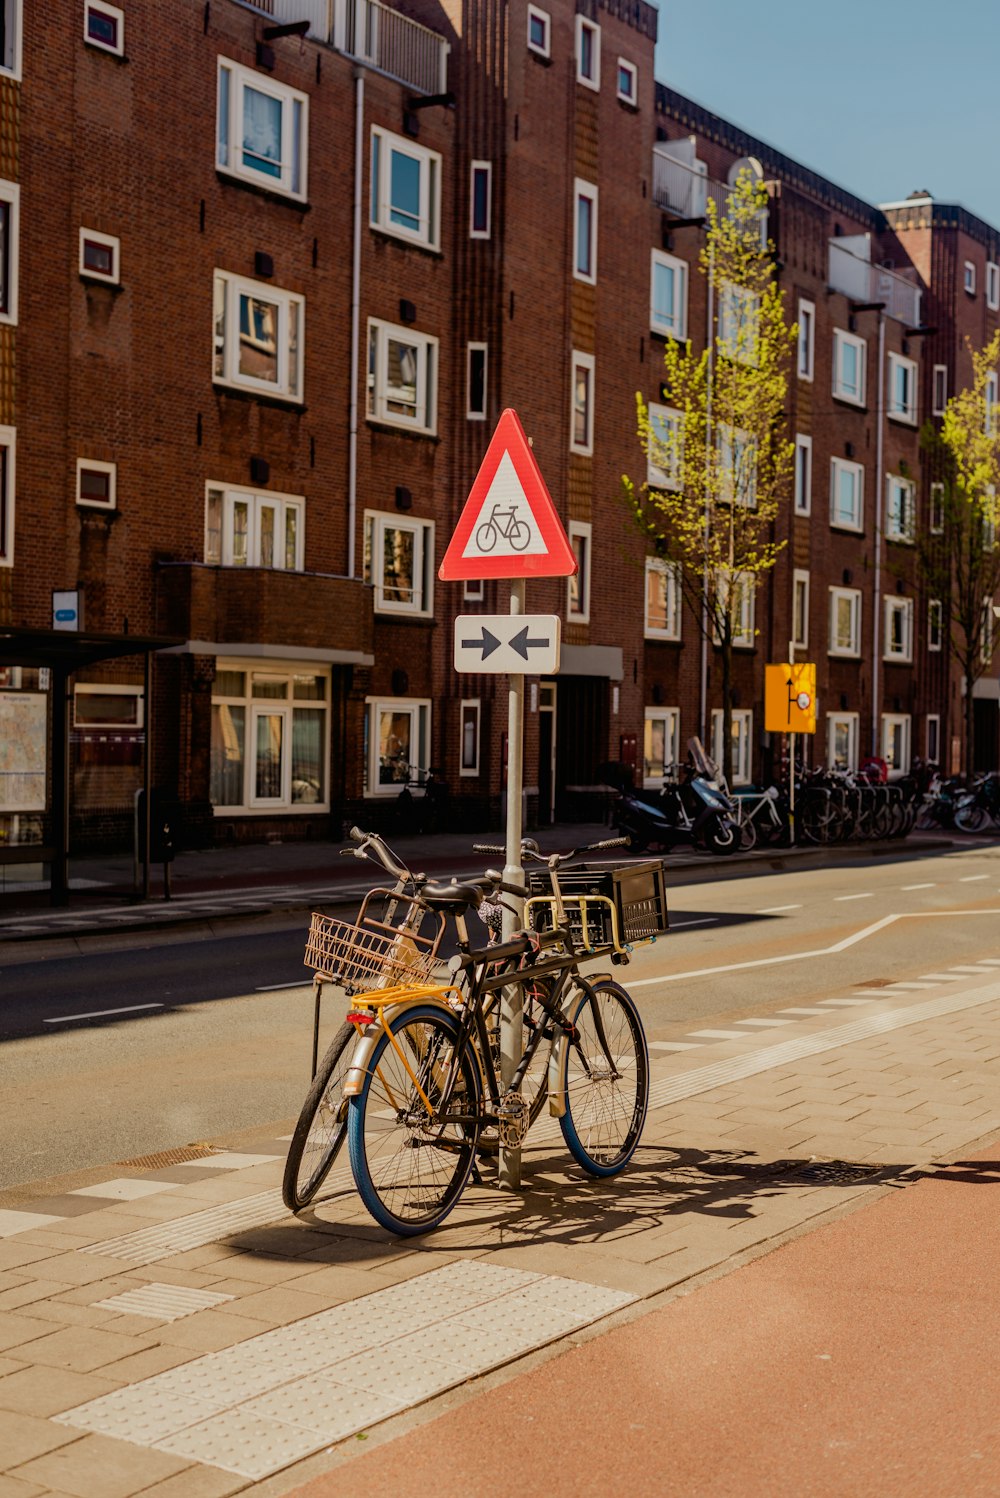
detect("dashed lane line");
top-left (835, 892), bottom-right (873, 902)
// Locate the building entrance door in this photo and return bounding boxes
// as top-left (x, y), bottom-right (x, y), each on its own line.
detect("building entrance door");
top-left (537, 682), bottom-right (556, 825)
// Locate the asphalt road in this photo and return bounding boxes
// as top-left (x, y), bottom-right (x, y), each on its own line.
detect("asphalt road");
top-left (1, 840), bottom-right (998, 1189)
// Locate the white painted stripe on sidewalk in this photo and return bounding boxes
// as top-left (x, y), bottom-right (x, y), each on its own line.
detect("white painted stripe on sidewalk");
top-left (779, 1007), bottom-right (829, 1015)
top-left (949, 965), bottom-right (998, 974)
top-left (819, 998), bottom-right (877, 1006)
top-left (736, 1017), bottom-right (791, 1027)
top-left (689, 1029), bottom-right (748, 1040)
top-left (648, 1040), bottom-right (703, 1052)
top-left (44, 1004), bottom-right (164, 1025)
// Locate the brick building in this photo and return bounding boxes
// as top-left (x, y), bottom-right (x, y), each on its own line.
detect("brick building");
top-left (0, 0), bottom-right (997, 870)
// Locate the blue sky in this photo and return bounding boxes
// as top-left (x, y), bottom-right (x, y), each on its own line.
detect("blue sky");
top-left (654, 0), bottom-right (1000, 228)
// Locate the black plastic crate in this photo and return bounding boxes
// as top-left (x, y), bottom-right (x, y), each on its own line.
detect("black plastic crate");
top-left (526, 860), bottom-right (669, 948)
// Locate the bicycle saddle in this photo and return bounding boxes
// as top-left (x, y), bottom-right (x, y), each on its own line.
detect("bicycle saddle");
top-left (420, 880), bottom-right (485, 912)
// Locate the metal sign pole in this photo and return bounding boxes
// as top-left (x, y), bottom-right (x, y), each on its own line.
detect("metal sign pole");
top-left (499, 577), bottom-right (526, 1191)
top-left (787, 639), bottom-right (796, 842)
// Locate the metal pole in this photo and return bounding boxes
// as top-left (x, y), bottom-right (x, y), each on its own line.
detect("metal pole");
top-left (499, 577), bottom-right (526, 1191)
top-left (788, 637), bottom-right (796, 841)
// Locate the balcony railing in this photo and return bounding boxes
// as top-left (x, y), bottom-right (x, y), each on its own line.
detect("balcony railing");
top-left (828, 240), bottom-right (921, 326)
top-left (234, 0), bottom-right (449, 95)
top-left (652, 146), bottom-right (770, 240)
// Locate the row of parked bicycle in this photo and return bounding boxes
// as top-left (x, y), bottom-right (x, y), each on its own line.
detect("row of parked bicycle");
top-left (913, 770), bottom-right (1000, 834)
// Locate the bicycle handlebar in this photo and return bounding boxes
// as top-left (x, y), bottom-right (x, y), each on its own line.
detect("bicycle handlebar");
top-left (342, 827), bottom-right (420, 883)
top-left (473, 835), bottom-right (629, 866)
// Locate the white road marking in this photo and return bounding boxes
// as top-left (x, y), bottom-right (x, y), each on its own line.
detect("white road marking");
top-left (818, 998), bottom-right (877, 1007)
top-left (44, 1004), bottom-right (164, 1025)
top-left (736, 1017), bottom-right (791, 1027)
top-left (758, 904), bottom-right (802, 914)
top-left (689, 1029), bottom-right (748, 1040)
top-left (835, 893), bottom-right (873, 902)
top-left (960, 875), bottom-right (990, 882)
top-left (883, 982), bottom-right (942, 992)
top-left (254, 982), bottom-right (312, 992)
top-left (902, 883), bottom-right (936, 890)
top-left (647, 1040), bottom-right (703, 1052)
top-left (779, 1007), bottom-right (829, 1016)
top-left (670, 917), bottom-right (720, 929)
top-left (920, 973), bottom-right (964, 981)
top-left (949, 964), bottom-right (998, 974)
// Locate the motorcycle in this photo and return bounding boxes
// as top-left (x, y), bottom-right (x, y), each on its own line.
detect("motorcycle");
top-left (614, 762), bottom-right (739, 855)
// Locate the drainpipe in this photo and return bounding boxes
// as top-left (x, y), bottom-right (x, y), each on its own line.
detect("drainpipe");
top-left (347, 68), bottom-right (365, 579)
top-left (871, 310), bottom-right (886, 756)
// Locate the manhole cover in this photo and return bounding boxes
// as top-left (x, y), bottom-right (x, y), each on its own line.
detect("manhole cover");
top-left (115, 1143), bottom-right (223, 1169)
top-left (779, 1159), bottom-right (886, 1185)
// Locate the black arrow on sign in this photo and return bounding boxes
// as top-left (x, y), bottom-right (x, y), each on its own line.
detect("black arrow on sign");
top-left (461, 626), bottom-right (502, 661)
top-left (509, 625), bottom-right (551, 661)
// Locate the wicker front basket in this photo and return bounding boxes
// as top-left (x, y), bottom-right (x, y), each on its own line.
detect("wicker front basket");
top-left (304, 912), bottom-right (440, 993)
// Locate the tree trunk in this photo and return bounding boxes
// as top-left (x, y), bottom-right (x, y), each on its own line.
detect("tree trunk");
top-left (965, 660), bottom-right (977, 779)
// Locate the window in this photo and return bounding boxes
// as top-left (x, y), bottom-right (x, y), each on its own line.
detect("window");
top-left (76, 459), bottom-right (116, 510)
top-left (829, 586), bottom-right (862, 656)
top-left (830, 457), bottom-right (864, 531)
top-left (926, 714), bottom-right (941, 764)
top-left (616, 57), bottom-right (637, 105)
top-left (205, 485), bottom-right (304, 570)
top-left (213, 270), bottom-right (304, 402)
top-left (985, 372), bottom-right (998, 435)
top-left (718, 282), bottom-right (759, 364)
top-left (884, 595), bottom-right (914, 662)
top-left (888, 352), bottom-right (918, 424)
top-left (0, 425), bottom-right (14, 567)
top-left (463, 577), bottom-right (484, 602)
top-left (650, 249), bottom-right (687, 339)
top-left (710, 708), bottom-right (753, 785)
top-left (881, 713), bottom-right (911, 774)
top-left (833, 328), bottom-right (866, 405)
top-left (797, 298), bottom-right (815, 381)
top-left (217, 58), bottom-right (308, 201)
top-left (363, 511), bottom-right (434, 616)
top-left (460, 700), bottom-right (480, 776)
top-left (647, 403), bottom-right (682, 489)
top-left (644, 557), bottom-right (681, 640)
top-left (84, 1), bottom-right (124, 54)
top-left (573, 179), bottom-right (597, 283)
top-left (570, 351), bottom-right (594, 455)
top-left (1, 0), bottom-right (22, 76)
top-left (643, 707), bottom-right (679, 787)
top-left (714, 570), bottom-right (755, 648)
top-left (932, 364), bottom-right (948, 416)
top-left (792, 569), bottom-right (809, 649)
top-left (466, 342), bottom-right (487, 420)
top-left (370, 127), bottom-right (440, 250)
top-left (886, 474), bottom-right (916, 541)
top-left (988, 262), bottom-right (1000, 311)
top-left (74, 683), bottom-right (143, 729)
top-left (981, 596), bottom-right (996, 665)
top-left (794, 434), bottom-right (812, 516)
top-left (575, 15), bottom-right (600, 89)
top-left (964, 260), bottom-right (976, 295)
top-left (567, 520), bottom-right (591, 622)
top-left (365, 697), bottom-right (430, 795)
top-left (930, 481), bottom-right (945, 534)
top-left (827, 713), bottom-right (859, 772)
top-left (79, 228), bottom-right (119, 284)
top-left (0, 179), bottom-right (19, 325)
top-left (470, 161), bottom-right (491, 238)
top-left (526, 4), bottom-right (550, 57)
top-left (212, 665), bottom-right (329, 811)
top-left (928, 598), bottom-right (943, 652)
top-left (718, 424), bottom-right (756, 507)
top-left (367, 319), bottom-right (437, 433)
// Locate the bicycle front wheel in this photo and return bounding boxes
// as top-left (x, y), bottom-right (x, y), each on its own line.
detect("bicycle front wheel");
top-left (557, 978), bottom-right (648, 1178)
top-left (283, 1022), bottom-right (354, 1213)
top-left (348, 1005), bottom-right (481, 1236)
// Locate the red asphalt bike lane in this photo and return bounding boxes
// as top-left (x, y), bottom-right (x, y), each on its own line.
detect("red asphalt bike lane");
top-left (290, 1141), bottom-right (1000, 1498)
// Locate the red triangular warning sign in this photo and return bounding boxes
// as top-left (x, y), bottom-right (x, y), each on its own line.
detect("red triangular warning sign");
top-left (439, 410), bottom-right (578, 581)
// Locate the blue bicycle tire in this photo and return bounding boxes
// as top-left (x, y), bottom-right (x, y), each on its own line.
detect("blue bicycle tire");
top-left (557, 978), bottom-right (649, 1178)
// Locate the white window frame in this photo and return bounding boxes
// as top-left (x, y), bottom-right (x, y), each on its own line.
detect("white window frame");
top-left (883, 595), bottom-right (914, 662)
top-left (832, 328), bottom-right (867, 406)
top-left (466, 341), bottom-right (487, 421)
top-left (463, 577), bottom-right (484, 602)
top-left (0, 179), bottom-right (19, 326)
top-left (459, 699), bottom-right (481, 777)
top-left (932, 364), bottom-right (948, 416)
top-left (794, 434), bottom-right (812, 516)
top-left (79, 228), bottom-right (120, 285)
top-left (926, 713), bottom-right (941, 764)
top-left (644, 557), bottom-right (681, 640)
top-left (930, 481), bottom-right (945, 534)
top-left (212, 662), bottom-right (331, 814)
top-left (711, 707), bottom-right (753, 786)
top-left (216, 57), bottom-right (309, 202)
top-left (981, 596), bottom-right (996, 665)
top-left (650, 248), bottom-right (687, 339)
top-left (569, 350), bottom-right (594, 455)
top-left (830, 457), bottom-right (864, 532)
top-left (797, 298), bottom-right (815, 382)
top-left (213, 269), bottom-right (304, 403)
top-left (573, 178), bottom-right (598, 284)
top-left (575, 15), bottom-right (600, 89)
top-left (567, 520), bottom-right (591, 623)
top-left (888, 351), bottom-right (918, 424)
top-left (718, 282), bottom-right (759, 365)
top-left (964, 260), bottom-right (976, 295)
top-left (885, 474), bottom-right (916, 542)
top-left (985, 372), bottom-right (998, 436)
top-left (988, 262), bottom-right (1000, 311)
top-left (76, 458), bottom-right (117, 511)
top-left (881, 713), bottom-right (912, 774)
top-left (829, 586), bottom-right (862, 657)
top-left (714, 570), bottom-right (755, 648)
top-left (0, 425), bottom-right (15, 568)
top-left (204, 484), bottom-right (305, 571)
top-left (470, 160), bottom-right (492, 239)
top-left (647, 403), bottom-right (682, 490)
top-left (526, 4), bottom-right (551, 58)
top-left (363, 510), bottom-right (435, 617)
top-left (643, 707), bottom-right (680, 788)
top-left (73, 682), bottom-right (144, 730)
top-left (370, 126), bottom-right (441, 251)
top-left (84, 1), bottom-right (124, 55)
top-left (827, 712), bottom-right (859, 772)
top-left (792, 568), bottom-right (810, 650)
top-left (367, 318), bottom-right (438, 434)
top-left (928, 598), bottom-right (943, 652)
top-left (365, 697), bottom-right (430, 797)
top-left (616, 57), bottom-right (637, 105)
top-left (1, 0), bottom-right (22, 78)
top-left (718, 424), bottom-right (756, 508)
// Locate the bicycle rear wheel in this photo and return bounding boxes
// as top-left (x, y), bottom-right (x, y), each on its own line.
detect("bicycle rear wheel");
top-left (348, 1005), bottom-right (481, 1236)
top-left (475, 981), bottom-right (551, 1155)
top-left (557, 978), bottom-right (648, 1177)
top-left (282, 1022), bottom-right (354, 1213)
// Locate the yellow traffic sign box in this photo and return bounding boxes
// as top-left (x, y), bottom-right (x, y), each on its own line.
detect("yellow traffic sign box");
top-left (765, 662), bottom-right (817, 735)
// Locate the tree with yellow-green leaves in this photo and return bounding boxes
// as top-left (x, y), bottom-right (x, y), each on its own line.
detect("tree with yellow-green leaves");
top-left (914, 330), bottom-right (1000, 777)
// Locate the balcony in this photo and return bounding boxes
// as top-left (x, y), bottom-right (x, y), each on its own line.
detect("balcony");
top-left (652, 143), bottom-right (770, 240)
top-left (828, 237), bottom-right (921, 325)
top-left (234, 0), bottom-right (449, 95)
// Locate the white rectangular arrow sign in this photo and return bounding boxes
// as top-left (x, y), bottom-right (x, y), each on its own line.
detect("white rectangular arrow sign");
top-left (454, 614), bottom-right (561, 675)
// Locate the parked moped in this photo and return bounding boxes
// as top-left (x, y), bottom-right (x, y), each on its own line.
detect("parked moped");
top-left (614, 762), bottom-right (739, 855)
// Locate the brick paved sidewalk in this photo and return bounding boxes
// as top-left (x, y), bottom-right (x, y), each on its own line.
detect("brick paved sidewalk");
top-left (1, 961), bottom-right (999, 1494)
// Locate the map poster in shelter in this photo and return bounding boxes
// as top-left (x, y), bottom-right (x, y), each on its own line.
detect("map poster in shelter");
top-left (0, 692), bottom-right (47, 811)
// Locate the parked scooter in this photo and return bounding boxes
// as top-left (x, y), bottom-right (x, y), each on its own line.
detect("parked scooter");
top-left (614, 760), bottom-right (739, 855)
